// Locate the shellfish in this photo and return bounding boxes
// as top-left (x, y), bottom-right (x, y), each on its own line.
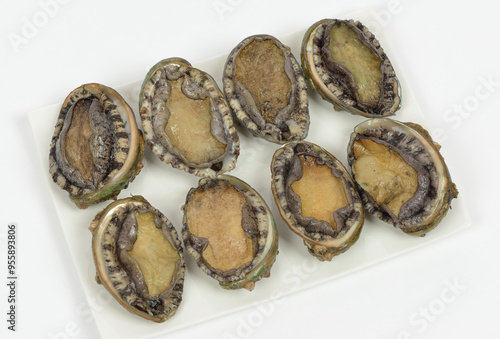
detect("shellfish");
top-left (139, 57), bottom-right (239, 177)
top-left (90, 196), bottom-right (185, 322)
top-left (49, 83), bottom-right (145, 208)
top-left (271, 141), bottom-right (364, 261)
top-left (223, 34), bottom-right (309, 143)
top-left (347, 118), bottom-right (458, 236)
top-left (301, 19), bottom-right (401, 117)
top-left (182, 175), bottom-right (278, 290)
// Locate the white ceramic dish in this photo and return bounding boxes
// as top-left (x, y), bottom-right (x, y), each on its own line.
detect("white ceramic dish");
top-left (29, 9), bottom-right (470, 339)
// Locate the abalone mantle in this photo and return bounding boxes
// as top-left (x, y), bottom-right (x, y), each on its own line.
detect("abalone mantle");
top-left (224, 34), bottom-right (309, 143)
top-left (347, 118), bottom-right (458, 236)
top-left (271, 141), bottom-right (364, 261)
top-left (90, 196), bottom-right (185, 322)
top-left (182, 175), bottom-right (278, 291)
top-left (140, 57), bottom-right (240, 177)
top-left (49, 83), bottom-right (144, 208)
top-left (301, 19), bottom-right (401, 117)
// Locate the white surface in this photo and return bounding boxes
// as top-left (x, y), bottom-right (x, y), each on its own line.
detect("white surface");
top-left (1, 1), bottom-right (498, 339)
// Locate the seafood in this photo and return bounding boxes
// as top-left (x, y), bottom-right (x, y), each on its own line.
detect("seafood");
top-left (301, 19), bottom-right (401, 117)
top-left (347, 118), bottom-right (458, 236)
top-left (90, 196), bottom-right (185, 322)
top-left (139, 58), bottom-right (239, 177)
top-left (182, 175), bottom-right (278, 290)
top-left (271, 141), bottom-right (364, 261)
top-left (223, 35), bottom-right (309, 143)
top-left (49, 83), bottom-right (144, 208)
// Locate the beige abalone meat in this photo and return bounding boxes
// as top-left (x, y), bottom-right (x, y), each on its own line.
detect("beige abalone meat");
top-left (139, 57), bottom-right (239, 177)
top-left (182, 175), bottom-right (278, 291)
top-left (223, 34), bottom-right (309, 143)
top-left (271, 141), bottom-right (364, 261)
top-left (301, 19), bottom-right (401, 117)
top-left (90, 196), bottom-right (185, 322)
top-left (347, 118), bottom-right (458, 236)
top-left (49, 83), bottom-right (145, 208)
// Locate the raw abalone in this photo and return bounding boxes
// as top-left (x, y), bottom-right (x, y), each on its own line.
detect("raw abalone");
top-left (301, 19), bottom-right (401, 117)
top-left (347, 118), bottom-right (458, 236)
top-left (182, 175), bottom-right (278, 290)
top-left (223, 34), bottom-right (309, 143)
top-left (139, 57), bottom-right (239, 177)
top-left (271, 141), bottom-right (364, 261)
top-left (90, 196), bottom-right (185, 322)
top-left (49, 83), bottom-right (145, 208)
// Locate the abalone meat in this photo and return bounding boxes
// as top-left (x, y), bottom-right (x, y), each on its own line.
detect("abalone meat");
top-left (347, 118), bottom-right (458, 236)
top-left (223, 34), bottom-right (309, 143)
top-left (49, 83), bottom-right (145, 208)
top-left (301, 19), bottom-right (401, 117)
top-left (182, 175), bottom-right (278, 290)
top-left (139, 57), bottom-right (239, 177)
top-left (90, 196), bottom-right (185, 322)
top-left (271, 141), bottom-right (364, 261)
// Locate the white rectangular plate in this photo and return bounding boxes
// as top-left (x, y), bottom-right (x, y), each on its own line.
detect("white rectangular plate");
top-left (29, 9), bottom-right (470, 339)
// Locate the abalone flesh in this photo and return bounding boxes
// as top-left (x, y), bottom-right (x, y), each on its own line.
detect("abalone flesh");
top-left (301, 19), bottom-right (401, 117)
top-left (223, 34), bottom-right (309, 143)
top-left (139, 57), bottom-right (239, 177)
top-left (90, 196), bottom-right (185, 322)
top-left (347, 118), bottom-right (458, 236)
top-left (182, 175), bottom-right (278, 290)
top-left (271, 141), bottom-right (364, 261)
top-left (49, 83), bottom-right (145, 208)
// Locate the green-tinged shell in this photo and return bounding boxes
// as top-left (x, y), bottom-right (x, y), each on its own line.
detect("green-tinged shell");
top-left (223, 34), bottom-right (309, 143)
top-left (49, 83), bottom-right (145, 209)
top-left (301, 19), bottom-right (401, 117)
top-left (89, 196), bottom-right (185, 322)
top-left (347, 118), bottom-right (458, 236)
top-left (182, 175), bottom-right (278, 291)
top-left (139, 57), bottom-right (239, 177)
top-left (271, 141), bottom-right (364, 261)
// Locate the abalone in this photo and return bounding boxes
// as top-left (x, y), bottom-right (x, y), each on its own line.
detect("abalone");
top-left (182, 175), bottom-right (278, 290)
top-left (223, 35), bottom-right (309, 143)
top-left (347, 118), bottom-right (458, 236)
top-left (271, 141), bottom-right (364, 261)
top-left (90, 196), bottom-right (185, 322)
top-left (49, 83), bottom-right (144, 208)
top-left (301, 19), bottom-right (401, 117)
top-left (139, 57), bottom-right (239, 177)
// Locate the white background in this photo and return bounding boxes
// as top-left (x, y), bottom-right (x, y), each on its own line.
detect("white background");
top-left (1, 0), bottom-right (499, 338)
